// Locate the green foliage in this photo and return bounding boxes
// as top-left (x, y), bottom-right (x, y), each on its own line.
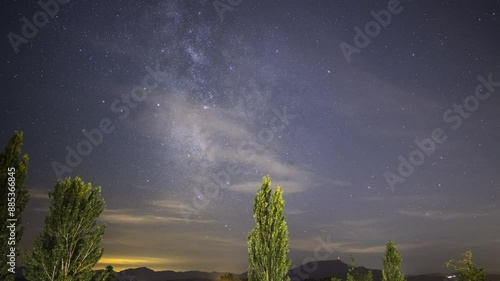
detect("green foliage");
top-left (364, 270), bottom-right (373, 281)
top-left (0, 131), bottom-right (30, 281)
top-left (95, 265), bottom-right (117, 281)
top-left (24, 177), bottom-right (106, 281)
top-left (221, 272), bottom-right (235, 281)
top-left (346, 255), bottom-right (373, 281)
top-left (356, 270), bottom-right (373, 281)
top-left (445, 251), bottom-right (486, 281)
top-left (330, 278), bottom-right (342, 281)
top-left (248, 175), bottom-right (291, 281)
top-left (346, 255), bottom-right (355, 281)
top-left (382, 241), bottom-right (405, 281)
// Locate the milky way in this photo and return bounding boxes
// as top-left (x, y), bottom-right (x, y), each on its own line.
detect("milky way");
top-left (1, 0), bottom-right (499, 275)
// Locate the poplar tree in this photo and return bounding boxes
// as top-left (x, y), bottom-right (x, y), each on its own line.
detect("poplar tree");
top-left (346, 255), bottom-right (372, 281)
top-left (365, 270), bottom-right (373, 281)
top-left (220, 273), bottom-right (235, 281)
top-left (248, 175), bottom-right (291, 281)
top-left (382, 240), bottom-right (405, 281)
top-left (95, 265), bottom-right (117, 281)
top-left (346, 255), bottom-right (355, 281)
top-left (25, 177), bottom-right (106, 281)
top-left (0, 131), bottom-right (29, 281)
top-left (445, 251), bottom-right (486, 281)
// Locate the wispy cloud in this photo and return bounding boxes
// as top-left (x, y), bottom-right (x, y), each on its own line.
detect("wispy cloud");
top-left (100, 209), bottom-right (214, 225)
top-left (285, 208), bottom-right (306, 215)
top-left (397, 204), bottom-right (499, 220)
top-left (230, 180), bottom-right (306, 194)
top-left (150, 199), bottom-right (201, 216)
top-left (340, 217), bottom-right (392, 227)
top-left (28, 188), bottom-right (49, 200)
top-left (290, 237), bottom-right (432, 255)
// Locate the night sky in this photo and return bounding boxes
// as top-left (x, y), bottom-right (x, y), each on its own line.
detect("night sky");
top-left (1, 0), bottom-right (500, 275)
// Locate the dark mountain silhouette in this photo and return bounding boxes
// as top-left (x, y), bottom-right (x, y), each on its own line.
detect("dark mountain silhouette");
top-left (117, 261), bottom-right (500, 281)
top-left (406, 274), bottom-right (449, 281)
top-left (117, 260), bottom-right (380, 281)
top-left (116, 267), bottom-right (239, 281)
top-left (12, 263), bottom-right (500, 281)
top-left (286, 259), bottom-right (382, 280)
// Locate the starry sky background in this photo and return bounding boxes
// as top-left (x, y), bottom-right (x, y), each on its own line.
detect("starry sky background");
top-left (1, 0), bottom-right (500, 275)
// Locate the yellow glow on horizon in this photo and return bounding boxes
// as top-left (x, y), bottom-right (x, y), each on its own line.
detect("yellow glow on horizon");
top-left (94, 256), bottom-right (175, 271)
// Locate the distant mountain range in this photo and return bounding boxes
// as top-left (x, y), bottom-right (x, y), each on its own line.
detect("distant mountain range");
top-left (286, 259), bottom-right (380, 280)
top-left (13, 260), bottom-right (500, 281)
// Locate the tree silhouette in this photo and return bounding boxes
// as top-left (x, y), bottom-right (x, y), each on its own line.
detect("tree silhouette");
top-left (346, 255), bottom-right (355, 281)
top-left (95, 265), bottom-right (117, 281)
top-left (347, 255), bottom-right (373, 281)
top-left (220, 272), bottom-right (235, 281)
top-left (248, 175), bottom-right (291, 281)
top-left (24, 177), bottom-right (106, 281)
top-left (382, 241), bottom-right (405, 281)
top-left (0, 131), bottom-right (29, 281)
top-left (446, 251), bottom-right (486, 281)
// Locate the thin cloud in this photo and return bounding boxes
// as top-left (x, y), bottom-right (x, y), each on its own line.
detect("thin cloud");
top-left (286, 208), bottom-right (306, 215)
top-left (397, 205), bottom-right (499, 220)
top-left (28, 188), bottom-right (50, 200)
top-left (100, 209), bottom-right (214, 225)
top-left (229, 180), bottom-right (305, 194)
top-left (291, 237), bottom-right (434, 255)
